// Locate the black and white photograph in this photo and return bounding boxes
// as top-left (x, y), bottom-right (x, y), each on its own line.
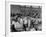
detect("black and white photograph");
top-left (10, 4), bottom-right (42, 32)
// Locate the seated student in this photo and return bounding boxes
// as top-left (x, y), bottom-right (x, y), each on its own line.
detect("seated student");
top-left (11, 20), bottom-right (18, 32)
top-left (26, 19), bottom-right (31, 31)
top-left (12, 20), bottom-right (24, 31)
top-left (23, 17), bottom-right (28, 31)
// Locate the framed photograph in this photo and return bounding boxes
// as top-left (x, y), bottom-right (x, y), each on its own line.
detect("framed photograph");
top-left (5, 1), bottom-right (45, 37)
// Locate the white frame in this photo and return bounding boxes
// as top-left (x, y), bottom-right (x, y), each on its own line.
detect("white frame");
top-left (5, 1), bottom-right (45, 37)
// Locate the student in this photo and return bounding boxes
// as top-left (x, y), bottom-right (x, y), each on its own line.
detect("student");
top-left (23, 17), bottom-right (28, 31)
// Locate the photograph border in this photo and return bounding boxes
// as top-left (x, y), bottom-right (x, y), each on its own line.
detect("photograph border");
top-left (5, 1), bottom-right (45, 37)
